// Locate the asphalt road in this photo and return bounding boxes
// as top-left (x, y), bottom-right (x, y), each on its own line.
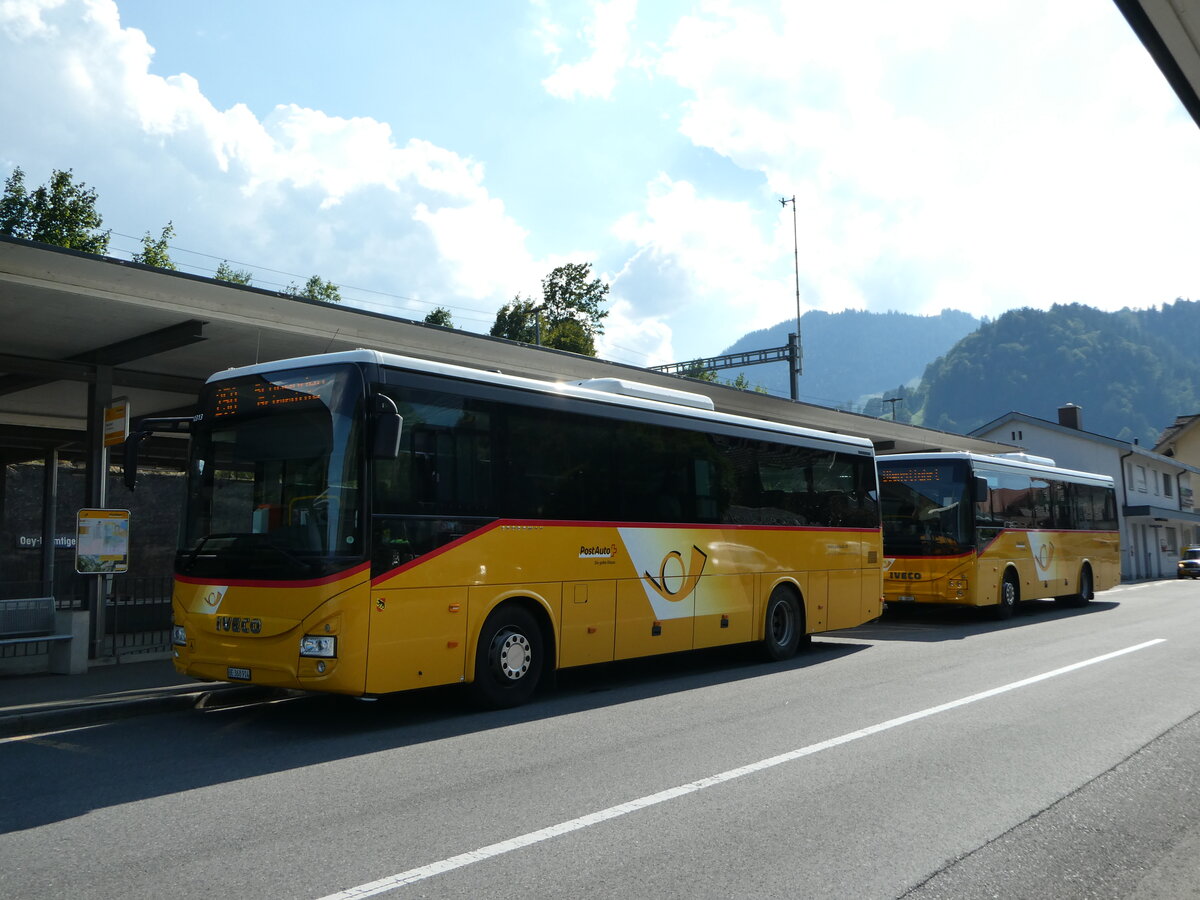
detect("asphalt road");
top-left (2, 579), bottom-right (1199, 899)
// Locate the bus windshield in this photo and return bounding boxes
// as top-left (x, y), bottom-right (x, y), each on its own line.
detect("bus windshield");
top-left (879, 458), bottom-right (972, 556)
top-left (177, 363), bottom-right (365, 581)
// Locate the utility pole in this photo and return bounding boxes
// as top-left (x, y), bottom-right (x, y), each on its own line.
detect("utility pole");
top-left (779, 195), bottom-right (803, 400)
top-left (651, 198), bottom-right (806, 399)
top-left (883, 397), bottom-right (902, 420)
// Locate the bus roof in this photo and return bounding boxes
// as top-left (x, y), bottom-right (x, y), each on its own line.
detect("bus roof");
top-left (209, 348), bottom-right (876, 456)
top-left (879, 451), bottom-right (1114, 488)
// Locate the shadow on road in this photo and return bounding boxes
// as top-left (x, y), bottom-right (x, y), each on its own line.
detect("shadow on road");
top-left (0, 638), bottom-right (869, 833)
top-left (836, 596), bottom-right (1119, 644)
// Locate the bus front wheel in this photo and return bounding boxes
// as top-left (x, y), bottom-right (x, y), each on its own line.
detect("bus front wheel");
top-left (762, 587), bottom-right (804, 661)
top-left (471, 606), bottom-right (544, 709)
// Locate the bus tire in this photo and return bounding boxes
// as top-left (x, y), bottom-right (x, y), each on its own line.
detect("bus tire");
top-left (1057, 564), bottom-right (1094, 608)
top-left (762, 586), bottom-right (803, 661)
top-left (992, 571), bottom-right (1019, 620)
top-left (470, 605), bottom-right (544, 709)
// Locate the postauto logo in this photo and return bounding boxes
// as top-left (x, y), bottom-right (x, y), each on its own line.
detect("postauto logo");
top-left (579, 544), bottom-right (617, 559)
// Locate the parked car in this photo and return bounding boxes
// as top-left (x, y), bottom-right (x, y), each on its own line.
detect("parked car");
top-left (1178, 547), bottom-right (1200, 579)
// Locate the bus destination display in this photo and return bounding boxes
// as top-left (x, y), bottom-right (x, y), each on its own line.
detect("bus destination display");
top-left (212, 374), bottom-right (336, 418)
top-left (880, 466), bottom-right (944, 485)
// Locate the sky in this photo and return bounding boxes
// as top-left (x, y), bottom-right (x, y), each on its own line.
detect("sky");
top-left (2, 0), bottom-right (1199, 373)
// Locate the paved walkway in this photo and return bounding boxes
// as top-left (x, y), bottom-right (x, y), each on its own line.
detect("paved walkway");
top-left (0, 656), bottom-right (266, 737)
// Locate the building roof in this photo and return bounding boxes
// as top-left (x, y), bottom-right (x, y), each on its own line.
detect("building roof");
top-left (1114, 0), bottom-right (1200, 129)
top-left (972, 410), bottom-right (1200, 474)
top-left (1154, 413), bottom-right (1200, 454)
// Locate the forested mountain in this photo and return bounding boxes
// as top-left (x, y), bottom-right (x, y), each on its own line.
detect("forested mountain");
top-left (716, 309), bottom-right (979, 408)
top-left (889, 301), bottom-right (1200, 445)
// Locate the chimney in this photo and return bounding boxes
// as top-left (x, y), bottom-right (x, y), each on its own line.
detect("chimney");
top-left (1058, 403), bottom-right (1082, 430)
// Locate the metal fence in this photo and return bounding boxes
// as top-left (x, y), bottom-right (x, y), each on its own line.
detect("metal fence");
top-left (103, 574), bottom-right (174, 658)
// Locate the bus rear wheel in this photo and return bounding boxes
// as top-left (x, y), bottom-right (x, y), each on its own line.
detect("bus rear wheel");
top-left (471, 606), bottom-right (544, 709)
top-left (992, 572), bottom-right (1019, 620)
top-left (762, 587), bottom-right (804, 661)
top-left (1057, 565), bottom-right (1094, 608)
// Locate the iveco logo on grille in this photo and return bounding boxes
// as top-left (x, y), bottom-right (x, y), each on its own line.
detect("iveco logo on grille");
top-left (215, 616), bottom-right (263, 634)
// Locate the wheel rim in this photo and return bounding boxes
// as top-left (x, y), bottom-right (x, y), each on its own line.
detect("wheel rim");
top-left (769, 599), bottom-right (795, 647)
top-left (1002, 579), bottom-right (1017, 607)
top-left (491, 627), bottom-right (531, 681)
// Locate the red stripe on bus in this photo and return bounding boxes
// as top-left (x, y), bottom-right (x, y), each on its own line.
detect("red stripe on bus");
top-left (370, 519), bottom-right (879, 584)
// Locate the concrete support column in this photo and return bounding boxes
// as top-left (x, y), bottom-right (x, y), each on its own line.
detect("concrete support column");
top-left (40, 447), bottom-right (59, 592)
top-left (49, 609), bottom-right (90, 675)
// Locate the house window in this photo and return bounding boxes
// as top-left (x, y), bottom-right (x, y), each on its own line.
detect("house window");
top-left (1164, 475), bottom-right (1174, 499)
top-left (1166, 528), bottom-right (1179, 553)
top-left (1152, 470), bottom-right (1161, 496)
top-left (1135, 465), bottom-right (1147, 492)
top-left (1011, 430), bottom-right (1023, 441)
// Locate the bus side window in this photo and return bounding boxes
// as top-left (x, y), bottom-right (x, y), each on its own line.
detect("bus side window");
top-left (694, 458), bottom-right (719, 522)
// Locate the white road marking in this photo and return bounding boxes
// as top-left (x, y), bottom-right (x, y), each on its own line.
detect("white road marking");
top-left (317, 639), bottom-right (1166, 900)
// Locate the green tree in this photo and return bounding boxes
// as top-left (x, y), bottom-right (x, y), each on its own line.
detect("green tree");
top-left (132, 221), bottom-right (176, 270)
top-left (215, 260), bottom-right (253, 285)
top-left (423, 306), bottom-right (455, 327)
top-left (489, 295), bottom-right (541, 343)
top-left (0, 166), bottom-right (110, 253)
top-left (287, 275), bottom-right (342, 303)
top-left (489, 262), bottom-right (610, 355)
top-left (723, 373), bottom-right (769, 392)
top-left (0, 169), bottom-right (27, 235)
top-left (540, 261), bottom-right (609, 342)
top-left (679, 361), bottom-right (718, 383)
top-left (545, 317), bottom-right (593, 355)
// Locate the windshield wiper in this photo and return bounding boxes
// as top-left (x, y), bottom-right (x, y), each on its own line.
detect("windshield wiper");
top-left (178, 532), bottom-right (319, 576)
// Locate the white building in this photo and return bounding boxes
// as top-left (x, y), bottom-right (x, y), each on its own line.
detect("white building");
top-left (972, 405), bottom-right (1200, 581)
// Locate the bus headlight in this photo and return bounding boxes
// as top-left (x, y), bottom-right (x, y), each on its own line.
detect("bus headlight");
top-left (172, 625), bottom-right (187, 646)
top-left (947, 577), bottom-right (967, 597)
top-left (300, 635), bottom-right (337, 658)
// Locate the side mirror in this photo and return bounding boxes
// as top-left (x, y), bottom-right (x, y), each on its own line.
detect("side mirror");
top-left (974, 476), bottom-right (989, 503)
top-left (372, 394), bottom-right (403, 459)
top-left (121, 415), bottom-right (196, 490)
top-left (122, 430), bottom-right (151, 491)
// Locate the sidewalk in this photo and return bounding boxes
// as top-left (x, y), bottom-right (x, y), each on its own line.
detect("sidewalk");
top-left (0, 656), bottom-right (274, 738)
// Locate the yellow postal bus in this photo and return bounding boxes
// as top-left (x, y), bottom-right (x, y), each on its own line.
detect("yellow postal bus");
top-left (878, 452), bottom-right (1119, 618)
top-left (129, 350), bottom-right (883, 707)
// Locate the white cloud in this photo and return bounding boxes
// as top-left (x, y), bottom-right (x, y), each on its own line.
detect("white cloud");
top-left (541, 0), bottom-right (638, 100)
top-left (614, 176), bottom-right (779, 308)
top-left (0, 0), bottom-right (538, 325)
top-left (651, 1), bottom-right (1200, 322)
top-left (595, 296), bottom-right (674, 366)
top-left (0, 0), bottom-right (66, 39)
top-left (605, 175), bottom-right (806, 359)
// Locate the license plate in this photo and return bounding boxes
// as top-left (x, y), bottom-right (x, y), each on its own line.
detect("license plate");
top-left (897, 595), bottom-right (916, 603)
top-left (227, 666), bottom-right (251, 681)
